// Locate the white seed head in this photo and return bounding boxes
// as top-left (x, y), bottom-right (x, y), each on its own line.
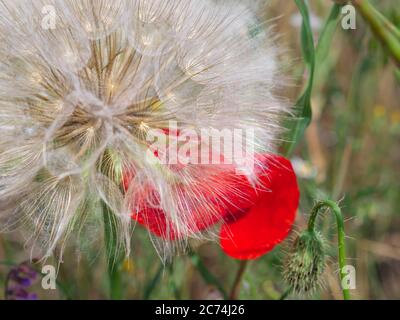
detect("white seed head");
top-left (0, 0), bottom-right (290, 259)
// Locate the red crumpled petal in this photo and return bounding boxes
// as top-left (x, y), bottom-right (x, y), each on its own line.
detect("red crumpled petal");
top-left (219, 155), bottom-right (299, 260)
top-left (130, 187), bottom-right (226, 240)
top-left (126, 167), bottom-right (257, 240)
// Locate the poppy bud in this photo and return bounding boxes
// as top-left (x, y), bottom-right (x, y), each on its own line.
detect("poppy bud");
top-left (283, 230), bottom-right (326, 294)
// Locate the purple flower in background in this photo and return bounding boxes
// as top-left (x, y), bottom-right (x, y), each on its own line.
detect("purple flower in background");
top-left (5, 261), bottom-right (39, 300)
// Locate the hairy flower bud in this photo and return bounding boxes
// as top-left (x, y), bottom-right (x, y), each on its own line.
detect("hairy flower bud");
top-left (283, 230), bottom-right (326, 294)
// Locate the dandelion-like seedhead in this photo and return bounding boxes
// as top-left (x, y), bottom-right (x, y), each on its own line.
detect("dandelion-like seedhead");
top-left (283, 230), bottom-right (327, 294)
top-left (0, 0), bottom-right (290, 259)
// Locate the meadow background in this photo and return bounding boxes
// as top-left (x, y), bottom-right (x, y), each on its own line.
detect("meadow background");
top-left (0, 0), bottom-right (399, 300)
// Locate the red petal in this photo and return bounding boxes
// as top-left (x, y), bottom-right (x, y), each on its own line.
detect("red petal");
top-left (220, 155), bottom-right (299, 260)
top-left (129, 169), bottom-right (256, 240)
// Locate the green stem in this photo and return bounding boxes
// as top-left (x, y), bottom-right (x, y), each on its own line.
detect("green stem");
top-left (102, 202), bottom-right (124, 300)
top-left (0, 261), bottom-right (15, 267)
top-left (229, 260), bottom-right (248, 300)
top-left (189, 252), bottom-right (228, 299)
top-left (143, 263), bottom-right (164, 300)
top-left (352, 0), bottom-right (400, 66)
top-left (307, 200), bottom-right (350, 300)
top-left (278, 288), bottom-right (291, 300)
top-left (168, 262), bottom-right (182, 300)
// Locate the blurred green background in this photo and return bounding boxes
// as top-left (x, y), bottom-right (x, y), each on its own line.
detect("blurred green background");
top-left (1, 0), bottom-right (399, 300)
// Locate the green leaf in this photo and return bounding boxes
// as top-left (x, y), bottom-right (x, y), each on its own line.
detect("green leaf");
top-left (284, 2), bottom-right (342, 156)
top-left (354, 0), bottom-right (400, 66)
top-left (316, 4), bottom-right (342, 64)
top-left (284, 0), bottom-right (316, 156)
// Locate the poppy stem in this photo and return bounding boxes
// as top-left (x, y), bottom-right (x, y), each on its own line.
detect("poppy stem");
top-left (229, 260), bottom-right (248, 300)
top-left (188, 252), bottom-right (228, 299)
top-left (307, 200), bottom-right (351, 300)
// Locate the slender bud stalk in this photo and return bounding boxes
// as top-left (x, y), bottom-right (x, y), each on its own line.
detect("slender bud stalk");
top-left (307, 200), bottom-right (351, 300)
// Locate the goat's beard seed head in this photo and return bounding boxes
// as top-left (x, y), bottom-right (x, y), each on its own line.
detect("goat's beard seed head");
top-left (0, 0), bottom-right (290, 260)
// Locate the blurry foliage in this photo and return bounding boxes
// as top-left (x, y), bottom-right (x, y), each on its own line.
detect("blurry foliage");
top-left (1, 0), bottom-right (399, 300)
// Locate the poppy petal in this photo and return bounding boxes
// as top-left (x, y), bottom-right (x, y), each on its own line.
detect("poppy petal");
top-left (220, 155), bottom-right (299, 260)
top-left (129, 169), bottom-right (256, 240)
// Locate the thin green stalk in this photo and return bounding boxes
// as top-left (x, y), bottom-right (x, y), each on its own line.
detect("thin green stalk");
top-left (189, 252), bottom-right (228, 299)
top-left (0, 260), bottom-right (15, 267)
top-left (316, 4), bottom-right (342, 63)
top-left (352, 0), bottom-right (400, 66)
top-left (307, 200), bottom-right (351, 300)
top-left (143, 263), bottom-right (164, 300)
top-left (229, 260), bottom-right (248, 300)
top-left (278, 288), bottom-right (291, 300)
top-left (168, 262), bottom-right (182, 300)
top-left (102, 202), bottom-right (124, 300)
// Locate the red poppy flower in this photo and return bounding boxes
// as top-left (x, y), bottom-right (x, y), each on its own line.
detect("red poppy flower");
top-left (124, 154), bottom-right (299, 260)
